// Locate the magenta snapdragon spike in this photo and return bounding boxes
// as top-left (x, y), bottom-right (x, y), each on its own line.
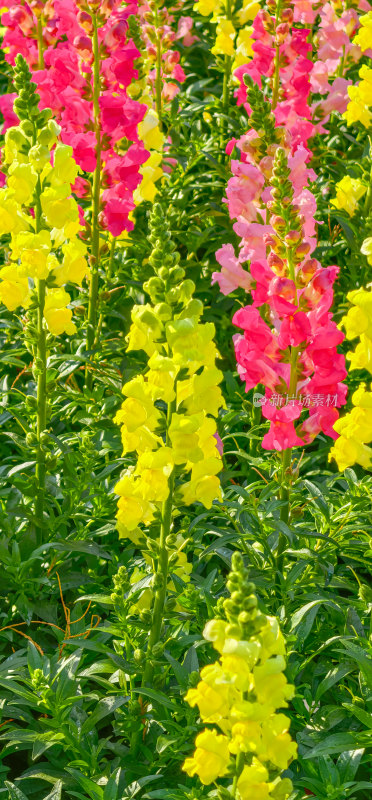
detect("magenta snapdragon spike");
top-left (213, 1), bottom-right (347, 454)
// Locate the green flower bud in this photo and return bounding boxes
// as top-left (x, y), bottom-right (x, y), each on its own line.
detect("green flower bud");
top-left (26, 432), bottom-right (38, 447)
top-left (134, 648), bottom-right (145, 664)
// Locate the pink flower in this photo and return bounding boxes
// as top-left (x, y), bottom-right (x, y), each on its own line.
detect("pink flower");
top-left (299, 406), bottom-right (340, 443)
top-left (277, 311), bottom-right (311, 349)
top-left (212, 244), bottom-right (252, 295)
top-left (101, 186), bottom-right (136, 236)
top-left (225, 161), bottom-right (265, 220)
top-left (0, 93), bottom-right (18, 132)
top-left (262, 403), bottom-right (304, 451)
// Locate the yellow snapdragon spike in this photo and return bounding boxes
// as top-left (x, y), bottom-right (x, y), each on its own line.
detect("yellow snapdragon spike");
top-left (183, 554), bottom-right (296, 798)
top-left (330, 176), bottom-right (366, 216)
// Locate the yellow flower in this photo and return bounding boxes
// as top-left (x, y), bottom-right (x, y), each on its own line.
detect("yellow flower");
top-left (180, 457), bottom-right (223, 508)
top-left (126, 304), bottom-right (163, 356)
top-left (253, 656), bottom-right (294, 709)
top-left (135, 447), bottom-right (174, 502)
top-left (13, 230), bottom-right (52, 281)
top-left (329, 434), bottom-right (372, 472)
top-left (41, 186), bottom-right (78, 229)
top-left (259, 714), bottom-right (297, 770)
top-left (258, 616), bottom-right (286, 661)
top-left (232, 27), bottom-right (255, 71)
top-left (7, 163), bottom-right (37, 205)
top-left (344, 83), bottom-right (372, 128)
top-left (0, 265), bottom-right (30, 310)
top-left (182, 729), bottom-right (230, 784)
top-left (185, 675), bottom-right (232, 723)
top-left (0, 190), bottom-right (27, 235)
top-left (53, 238), bottom-right (88, 286)
top-left (221, 637), bottom-right (261, 668)
top-left (194, 0), bottom-right (221, 15)
top-left (134, 151), bottom-right (163, 205)
top-left (203, 618), bottom-right (228, 652)
top-left (237, 758), bottom-right (271, 800)
top-left (178, 366), bottom-right (225, 416)
top-left (147, 352), bottom-right (178, 402)
top-left (138, 109), bottom-right (165, 151)
top-left (115, 473), bottom-right (155, 530)
top-left (330, 176), bottom-right (366, 216)
top-left (237, 0), bottom-right (260, 25)
top-left (44, 287), bottom-right (76, 335)
top-left (229, 720), bottom-right (262, 754)
top-left (354, 11), bottom-right (372, 52)
top-left (212, 19), bottom-right (236, 57)
top-left (49, 143), bottom-right (79, 187)
top-left (348, 334), bottom-right (372, 373)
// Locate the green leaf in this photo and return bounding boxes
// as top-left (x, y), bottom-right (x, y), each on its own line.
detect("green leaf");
top-left (4, 784), bottom-right (29, 800)
top-left (337, 749), bottom-right (365, 782)
top-left (80, 695), bottom-right (128, 734)
top-left (131, 687), bottom-right (179, 712)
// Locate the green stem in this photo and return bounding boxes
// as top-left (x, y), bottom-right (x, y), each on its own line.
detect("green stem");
top-left (232, 752), bottom-right (245, 797)
top-left (155, 30), bottom-right (163, 130)
top-left (131, 396), bottom-right (176, 754)
top-left (85, 12), bottom-right (102, 390)
top-left (34, 175), bottom-right (47, 545)
top-left (93, 237), bottom-right (116, 349)
top-left (36, 18), bottom-right (45, 69)
top-left (271, 0), bottom-right (282, 110)
top-left (219, 0), bottom-right (233, 153)
top-left (277, 245), bottom-right (298, 570)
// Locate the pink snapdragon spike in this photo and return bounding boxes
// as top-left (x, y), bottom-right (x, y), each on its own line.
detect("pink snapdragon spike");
top-left (135, 0), bottom-right (196, 106)
top-left (213, 0), bottom-right (348, 454)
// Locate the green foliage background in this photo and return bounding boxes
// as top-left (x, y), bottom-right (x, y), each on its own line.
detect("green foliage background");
top-left (0, 5), bottom-right (371, 800)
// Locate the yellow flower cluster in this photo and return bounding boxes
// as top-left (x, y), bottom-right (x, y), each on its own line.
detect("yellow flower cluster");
top-left (0, 120), bottom-right (88, 334)
top-left (183, 553), bottom-right (296, 799)
top-left (344, 63), bottom-right (372, 128)
top-left (114, 306), bottom-right (225, 532)
top-left (195, 0), bottom-right (259, 71)
top-left (330, 288), bottom-right (372, 471)
top-left (353, 10), bottom-right (372, 53)
top-left (330, 175), bottom-right (366, 216)
top-left (135, 108), bottom-right (164, 205)
top-left (114, 203), bottom-right (225, 540)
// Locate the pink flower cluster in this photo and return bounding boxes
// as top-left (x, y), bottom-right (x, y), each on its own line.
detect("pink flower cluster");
top-left (234, 8), bottom-right (315, 151)
top-left (312, 0), bottom-right (372, 125)
top-left (1, 0), bottom-right (150, 237)
top-left (213, 3), bottom-right (347, 451)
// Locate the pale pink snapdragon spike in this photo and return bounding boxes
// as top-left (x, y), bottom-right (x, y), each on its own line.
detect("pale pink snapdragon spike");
top-left (137, 0), bottom-right (195, 104)
top-left (312, 0), bottom-right (372, 125)
top-left (213, 0), bottom-right (347, 451)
